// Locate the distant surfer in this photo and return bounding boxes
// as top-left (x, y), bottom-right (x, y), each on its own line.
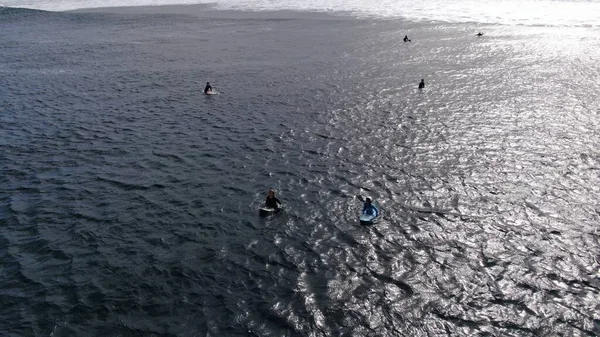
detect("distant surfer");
top-left (476, 32), bottom-right (483, 36)
top-left (418, 79), bottom-right (425, 89)
top-left (403, 35), bottom-right (411, 42)
top-left (362, 198), bottom-right (378, 217)
top-left (204, 82), bottom-right (212, 94)
top-left (265, 189), bottom-right (281, 209)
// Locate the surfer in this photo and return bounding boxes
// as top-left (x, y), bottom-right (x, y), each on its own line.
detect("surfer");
top-left (418, 79), bottom-right (425, 89)
top-left (403, 35), bottom-right (411, 42)
top-left (476, 32), bottom-right (484, 36)
top-left (362, 198), bottom-right (378, 217)
top-left (204, 82), bottom-right (212, 94)
top-left (265, 189), bottom-right (281, 209)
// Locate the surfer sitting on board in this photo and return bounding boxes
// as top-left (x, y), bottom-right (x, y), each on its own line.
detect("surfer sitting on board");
top-left (204, 82), bottom-right (212, 94)
top-left (362, 198), bottom-right (378, 217)
top-left (403, 35), bottom-right (411, 42)
top-left (265, 189), bottom-right (281, 209)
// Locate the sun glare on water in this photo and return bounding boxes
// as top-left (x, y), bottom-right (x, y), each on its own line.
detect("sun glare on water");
top-left (3, 0), bottom-right (600, 26)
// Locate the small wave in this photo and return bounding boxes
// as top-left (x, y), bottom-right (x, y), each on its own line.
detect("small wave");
top-left (0, 5), bottom-right (47, 16)
top-left (96, 176), bottom-right (166, 191)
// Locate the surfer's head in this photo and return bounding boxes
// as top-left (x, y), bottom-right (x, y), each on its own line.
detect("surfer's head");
top-left (365, 198), bottom-right (372, 204)
top-left (268, 189), bottom-right (275, 197)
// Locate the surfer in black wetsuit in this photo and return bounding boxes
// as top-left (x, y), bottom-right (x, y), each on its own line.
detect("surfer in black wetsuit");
top-left (476, 32), bottom-right (484, 36)
top-left (403, 35), bottom-right (411, 42)
top-left (204, 82), bottom-right (212, 94)
top-left (419, 79), bottom-right (425, 89)
top-left (265, 189), bottom-right (281, 209)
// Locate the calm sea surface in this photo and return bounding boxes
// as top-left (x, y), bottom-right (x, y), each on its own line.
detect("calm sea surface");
top-left (1, 5), bottom-right (600, 336)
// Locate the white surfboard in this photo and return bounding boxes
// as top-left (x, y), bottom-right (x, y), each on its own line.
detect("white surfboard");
top-left (204, 91), bottom-right (218, 95)
top-left (259, 204), bottom-right (281, 216)
top-left (359, 213), bottom-right (377, 223)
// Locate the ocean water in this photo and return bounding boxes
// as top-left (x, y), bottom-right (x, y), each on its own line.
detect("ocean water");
top-left (2, 2), bottom-right (600, 337)
top-left (4, 0), bottom-right (600, 26)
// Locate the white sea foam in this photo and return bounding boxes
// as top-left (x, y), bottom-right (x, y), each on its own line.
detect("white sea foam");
top-left (4, 0), bottom-right (600, 27)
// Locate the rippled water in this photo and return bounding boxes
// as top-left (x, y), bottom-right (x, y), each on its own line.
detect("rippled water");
top-left (5, 0), bottom-right (600, 26)
top-left (1, 6), bottom-right (600, 336)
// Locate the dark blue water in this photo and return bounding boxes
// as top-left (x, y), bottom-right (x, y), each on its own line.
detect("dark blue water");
top-left (1, 6), bottom-right (600, 336)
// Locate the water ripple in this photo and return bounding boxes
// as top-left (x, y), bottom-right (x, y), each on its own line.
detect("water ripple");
top-left (1, 8), bottom-right (600, 337)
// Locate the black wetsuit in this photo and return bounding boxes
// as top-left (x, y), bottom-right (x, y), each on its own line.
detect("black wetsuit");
top-left (419, 81), bottom-right (425, 89)
top-left (265, 196), bottom-right (281, 208)
top-left (204, 84), bottom-right (212, 93)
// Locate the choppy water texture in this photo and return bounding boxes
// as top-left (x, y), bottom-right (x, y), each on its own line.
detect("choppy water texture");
top-left (2, 6), bottom-right (600, 337)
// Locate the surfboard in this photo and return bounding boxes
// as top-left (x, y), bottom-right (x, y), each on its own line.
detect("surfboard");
top-left (204, 91), bottom-right (218, 95)
top-left (259, 205), bottom-right (281, 216)
top-left (359, 213), bottom-right (377, 224)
